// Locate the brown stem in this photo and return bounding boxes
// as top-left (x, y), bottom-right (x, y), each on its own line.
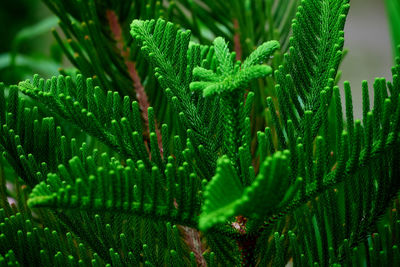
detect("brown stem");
top-left (178, 225), bottom-right (207, 266)
top-left (107, 13), bottom-right (206, 263)
top-left (233, 19), bottom-right (242, 60)
top-left (106, 10), bottom-right (163, 156)
top-left (173, 199), bottom-right (207, 266)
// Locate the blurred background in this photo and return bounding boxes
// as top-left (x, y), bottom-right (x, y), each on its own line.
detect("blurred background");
top-left (0, 0), bottom-right (59, 85)
top-left (0, 0), bottom-right (396, 119)
top-left (341, 0), bottom-right (393, 118)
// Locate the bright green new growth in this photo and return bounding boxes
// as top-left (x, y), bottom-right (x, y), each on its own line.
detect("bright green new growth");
top-left (1, 0), bottom-right (400, 266)
top-left (190, 38), bottom-right (279, 97)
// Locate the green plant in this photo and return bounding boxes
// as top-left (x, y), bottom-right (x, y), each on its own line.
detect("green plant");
top-left (386, 0), bottom-right (400, 58)
top-left (1, 0), bottom-right (400, 266)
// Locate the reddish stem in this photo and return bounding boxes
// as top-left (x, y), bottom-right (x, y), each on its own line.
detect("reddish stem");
top-left (106, 10), bottom-right (163, 156)
top-left (173, 199), bottom-right (207, 266)
top-left (233, 19), bottom-right (242, 60)
top-left (178, 225), bottom-right (207, 266)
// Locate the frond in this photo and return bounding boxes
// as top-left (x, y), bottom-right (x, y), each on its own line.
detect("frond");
top-left (242, 40), bottom-right (280, 68)
top-left (190, 38), bottom-right (278, 97)
top-left (0, 203), bottom-right (192, 266)
top-left (274, 0), bottom-right (350, 137)
top-left (2, 1), bottom-right (400, 266)
top-left (18, 75), bottom-right (164, 168)
top-left (130, 18), bottom-right (220, 174)
top-left (288, 205), bottom-right (400, 266)
top-left (27, 152), bottom-right (201, 228)
top-left (200, 153), bottom-right (302, 232)
top-left (212, 37), bottom-right (234, 75)
top-left (0, 83), bottom-right (85, 187)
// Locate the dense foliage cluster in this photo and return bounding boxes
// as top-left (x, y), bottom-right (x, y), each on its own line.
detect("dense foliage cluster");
top-left (1, 0), bottom-right (400, 266)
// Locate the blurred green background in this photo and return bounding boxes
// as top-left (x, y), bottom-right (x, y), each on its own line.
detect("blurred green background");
top-left (0, 0), bottom-right (60, 84)
top-left (0, 0), bottom-right (396, 119)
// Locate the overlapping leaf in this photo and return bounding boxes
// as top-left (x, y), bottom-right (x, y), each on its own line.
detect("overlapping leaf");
top-left (200, 152), bottom-right (302, 232)
top-left (190, 37), bottom-right (279, 97)
top-left (273, 0), bottom-right (350, 138)
top-left (130, 18), bottom-right (221, 173)
top-left (28, 153), bottom-right (201, 228)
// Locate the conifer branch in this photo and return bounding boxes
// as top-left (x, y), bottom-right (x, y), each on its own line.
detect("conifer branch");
top-left (106, 10), bottom-right (163, 154)
top-left (2, 1), bottom-right (400, 266)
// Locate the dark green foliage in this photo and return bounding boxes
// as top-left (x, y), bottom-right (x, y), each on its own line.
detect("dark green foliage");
top-left (200, 152), bottom-right (303, 231)
top-left (0, 202), bottom-right (190, 266)
top-left (1, 0), bottom-right (400, 266)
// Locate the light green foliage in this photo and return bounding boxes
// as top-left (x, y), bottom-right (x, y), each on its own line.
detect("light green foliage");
top-left (1, 0), bottom-right (400, 266)
top-left (190, 38), bottom-right (279, 97)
